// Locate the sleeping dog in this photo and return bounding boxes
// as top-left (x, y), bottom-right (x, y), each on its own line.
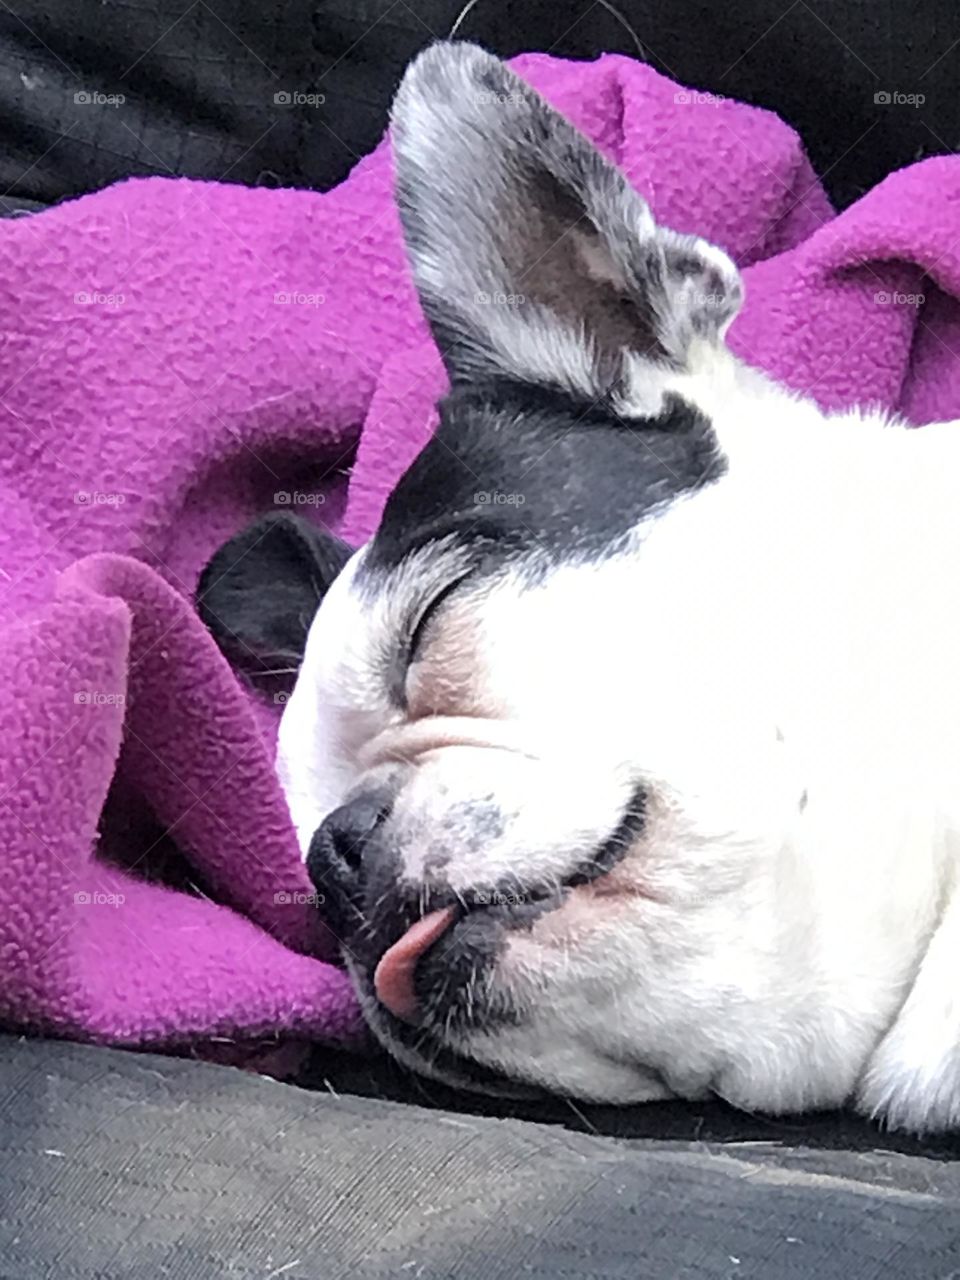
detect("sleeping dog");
top-left (198, 41), bottom-right (960, 1132)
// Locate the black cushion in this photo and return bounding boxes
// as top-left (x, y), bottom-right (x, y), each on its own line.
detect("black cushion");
top-left (2, 1035), bottom-right (959, 1279)
top-left (0, 0), bottom-right (956, 210)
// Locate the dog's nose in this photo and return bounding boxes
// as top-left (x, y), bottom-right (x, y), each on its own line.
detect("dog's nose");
top-left (307, 789), bottom-right (466, 1022)
top-left (307, 791), bottom-right (395, 936)
top-left (312, 797), bottom-right (374, 872)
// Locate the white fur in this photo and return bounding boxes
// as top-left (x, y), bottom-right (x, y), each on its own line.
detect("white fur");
top-left (277, 341), bottom-right (960, 1131)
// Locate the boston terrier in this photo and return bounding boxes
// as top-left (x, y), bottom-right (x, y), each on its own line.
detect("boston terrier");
top-left (197, 41), bottom-right (960, 1132)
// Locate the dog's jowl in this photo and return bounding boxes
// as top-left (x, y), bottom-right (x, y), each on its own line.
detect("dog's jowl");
top-left (199, 41), bottom-right (960, 1132)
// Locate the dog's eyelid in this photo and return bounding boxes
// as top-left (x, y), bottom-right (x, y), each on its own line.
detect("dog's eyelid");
top-left (406, 573), bottom-right (472, 666)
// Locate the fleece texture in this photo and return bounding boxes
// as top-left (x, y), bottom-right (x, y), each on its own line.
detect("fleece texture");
top-left (0, 50), bottom-right (955, 1059)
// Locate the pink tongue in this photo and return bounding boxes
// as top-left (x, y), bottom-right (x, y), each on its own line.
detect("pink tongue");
top-left (373, 907), bottom-right (458, 1022)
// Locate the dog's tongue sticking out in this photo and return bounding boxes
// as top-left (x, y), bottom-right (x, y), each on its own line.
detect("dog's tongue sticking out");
top-left (373, 907), bottom-right (458, 1022)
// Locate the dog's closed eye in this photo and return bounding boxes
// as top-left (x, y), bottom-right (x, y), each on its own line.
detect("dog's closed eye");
top-left (406, 573), bottom-right (473, 667)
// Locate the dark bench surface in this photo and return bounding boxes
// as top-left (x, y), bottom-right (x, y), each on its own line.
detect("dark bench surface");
top-left (2, 1035), bottom-right (959, 1280)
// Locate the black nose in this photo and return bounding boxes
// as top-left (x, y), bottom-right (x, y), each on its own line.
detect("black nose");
top-left (306, 792), bottom-right (395, 938)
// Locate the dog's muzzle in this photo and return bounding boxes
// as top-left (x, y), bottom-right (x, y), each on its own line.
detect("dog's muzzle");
top-left (305, 777), bottom-right (648, 1029)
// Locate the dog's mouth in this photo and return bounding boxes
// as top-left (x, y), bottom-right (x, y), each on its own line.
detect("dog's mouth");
top-left (373, 783), bottom-right (648, 1024)
top-left (374, 905), bottom-right (460, 1021)
top-left (373, 885), bottom-right (564, 1024)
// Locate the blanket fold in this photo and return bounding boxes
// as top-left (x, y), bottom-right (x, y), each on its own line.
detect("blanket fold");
top-left (0, 49), bottom-right (957, 1057)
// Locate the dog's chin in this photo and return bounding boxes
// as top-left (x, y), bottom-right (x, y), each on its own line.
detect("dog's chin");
top-left (355, 962), bottom-right (675, 1105)
top-left (359, 960), bottom-right (683, 1105)
top-left (347, 958), bottom-right (545, 1100)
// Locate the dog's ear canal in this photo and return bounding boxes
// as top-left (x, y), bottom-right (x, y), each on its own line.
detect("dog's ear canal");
top-left (195, 513), bottom-right (353, 685)
top-left (389, 40), bottom-right (743, 403)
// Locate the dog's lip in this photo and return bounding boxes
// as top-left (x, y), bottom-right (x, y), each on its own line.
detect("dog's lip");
top-left (372, 848), bottom-right (632, 1025)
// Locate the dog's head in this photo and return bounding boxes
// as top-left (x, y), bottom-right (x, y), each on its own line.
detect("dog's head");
top-left (199, 42), bottom-right (857, 1109)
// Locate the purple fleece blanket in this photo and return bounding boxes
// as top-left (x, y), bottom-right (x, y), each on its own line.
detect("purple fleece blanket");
top-left (0, 49), bottom-right (957, 1062)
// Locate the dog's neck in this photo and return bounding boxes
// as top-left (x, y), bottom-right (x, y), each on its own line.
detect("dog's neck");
top-left (593, 344), bottom-right (960, 1101)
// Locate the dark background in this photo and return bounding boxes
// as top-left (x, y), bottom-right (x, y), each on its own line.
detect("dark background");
top-left (0, 0), bottom-right (956, 214)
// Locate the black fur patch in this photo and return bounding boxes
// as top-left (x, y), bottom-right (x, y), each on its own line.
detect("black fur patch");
top-left (361, 379), bottom-right (724, 581)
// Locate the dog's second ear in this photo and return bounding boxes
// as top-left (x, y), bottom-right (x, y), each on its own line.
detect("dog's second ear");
top-left (390, 41), bottom-right (742, 406)
top-left (196, 513), bottom-right (353, 678)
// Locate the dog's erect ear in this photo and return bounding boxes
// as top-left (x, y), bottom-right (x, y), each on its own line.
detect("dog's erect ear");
top-left (390, 40), bottom-right (742, 403)
top-left (196, 513), bottom-right (353, 677)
